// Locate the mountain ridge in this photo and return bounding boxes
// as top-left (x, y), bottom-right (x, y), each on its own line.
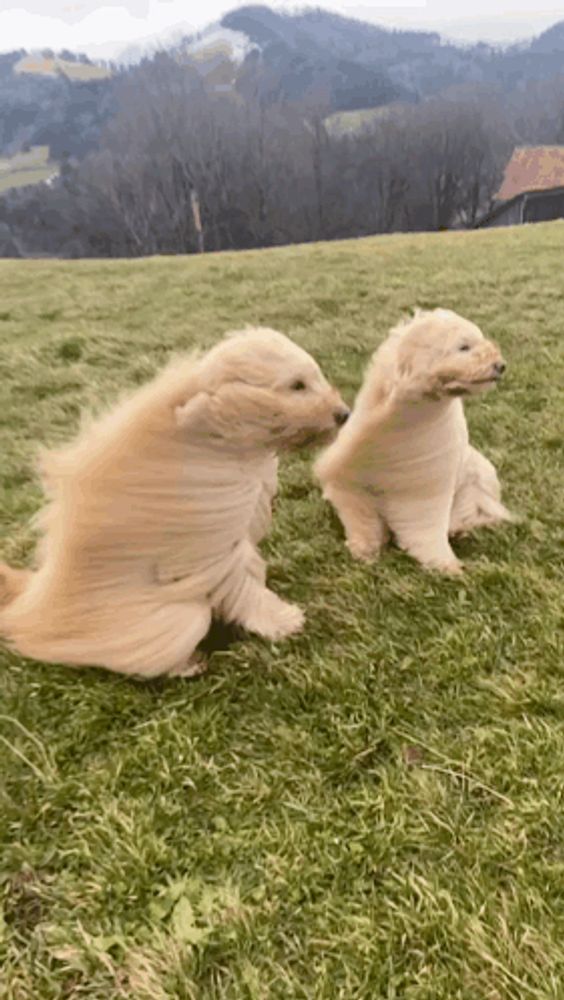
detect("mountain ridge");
top-left (1, 6), bottom-right (563, 181)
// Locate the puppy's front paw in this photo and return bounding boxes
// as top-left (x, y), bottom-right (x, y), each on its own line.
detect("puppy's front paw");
top-left (346, 536), bottom-right (381, 563)
top-left (243, 593), bottom-right (305, 641)
top-left (427, 558), bottom-right (464, 576)
top-left (263, 601), bottom-right (305, 641)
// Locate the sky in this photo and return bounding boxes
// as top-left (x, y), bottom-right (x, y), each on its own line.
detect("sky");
top-left (0, 1), bottom-right (562, 59)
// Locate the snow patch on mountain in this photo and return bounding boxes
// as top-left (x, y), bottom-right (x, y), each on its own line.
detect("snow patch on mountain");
top-left (187, 24), bottom-right (258, 65)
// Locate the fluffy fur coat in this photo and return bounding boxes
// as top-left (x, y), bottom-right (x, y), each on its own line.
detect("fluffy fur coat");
top-left (0, 328), bottom-right (348, 676)
top-left (315, 309), bottom-right (513, 574)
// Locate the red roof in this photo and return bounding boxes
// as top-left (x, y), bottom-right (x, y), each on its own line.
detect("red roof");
top-left (497, 146), bottom-right (564, 200)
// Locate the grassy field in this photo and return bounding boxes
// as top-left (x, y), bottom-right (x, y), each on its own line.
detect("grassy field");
top-left (15, 55), bottom-right (111, 82)
top-left (0, 147), bottom-right (58, 195)
top-left (0, 223), bottom-right (563, 999)
top-left (325, 105), bottom-right (401, 137)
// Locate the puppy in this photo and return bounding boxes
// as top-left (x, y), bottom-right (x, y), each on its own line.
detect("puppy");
top-left (0, 328), bottom-right (348, 677)
top-left (315, 309), bottom-right (513, 574)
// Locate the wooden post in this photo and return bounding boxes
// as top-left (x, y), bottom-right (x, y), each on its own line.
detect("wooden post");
top-left (190, 188), bottom-right (204, 253)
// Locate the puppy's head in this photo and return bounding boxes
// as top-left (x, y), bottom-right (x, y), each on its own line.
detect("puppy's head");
top-left (177, 328), bottom-right (349, 449)
top-left (395, 309), bottom-right (506, 398)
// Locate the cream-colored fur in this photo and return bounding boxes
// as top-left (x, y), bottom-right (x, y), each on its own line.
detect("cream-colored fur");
top-left (0, 328), bottom-right (348, 677)
top-left (315, 309), bottom-right (514, 574)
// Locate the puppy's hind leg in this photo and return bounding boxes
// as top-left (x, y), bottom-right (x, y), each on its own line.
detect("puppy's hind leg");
top-left (0, 564), bottom-right (32, 607)
top-left (323, 481), bottom-right (389, 562)
top-left (450, 447), bottom-right (514, 536)
top-left (388, 497), bottom-right (463, 575)
top-left (103, 600), bottom-right (213, 679)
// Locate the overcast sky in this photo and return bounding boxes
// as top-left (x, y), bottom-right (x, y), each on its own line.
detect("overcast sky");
top-left (0, 1), bottom-right (561, 58)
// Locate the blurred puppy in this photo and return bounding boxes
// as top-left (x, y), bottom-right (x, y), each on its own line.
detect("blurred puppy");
top-left (0, 328), bottom-right (348, 677)
top-left (315, 309), bottom-right (513, 574)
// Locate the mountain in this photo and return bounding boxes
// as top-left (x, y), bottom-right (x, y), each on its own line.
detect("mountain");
top-left (1, 6), bottom-right (564, 164)
top-left (0, 49), bottom-right (115, 160)
top-left (179, 7), bottom-right (564, 108)
top-left (529, 21), bottom-right (564, 54)
top-left (116, 24), bottom-right (194, 67)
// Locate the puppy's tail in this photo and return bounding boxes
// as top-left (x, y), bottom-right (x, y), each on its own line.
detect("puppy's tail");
top-left (0, 563), bottom-right (31, 608)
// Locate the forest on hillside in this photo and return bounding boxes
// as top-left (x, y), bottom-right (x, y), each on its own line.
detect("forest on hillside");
top-left (1, 6), bottom-right (564, 257)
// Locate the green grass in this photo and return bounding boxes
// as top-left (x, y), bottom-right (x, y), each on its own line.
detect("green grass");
top-left (0, 146), bottom-right (58, 195)
top-left (0, 223), bottom-right (563, 999)
top-left (325, 105), bottom-right (401, 136)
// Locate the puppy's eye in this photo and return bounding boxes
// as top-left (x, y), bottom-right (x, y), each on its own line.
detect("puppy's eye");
top-left (459, 344), bottom-right (471, 352)
top-left (290, 379), bottom-right (307, 391)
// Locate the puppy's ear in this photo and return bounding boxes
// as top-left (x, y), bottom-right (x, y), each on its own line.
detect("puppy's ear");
top-left (174, 384), bottom-right (275, 443)
top-left (174, 392), bottom-right (213, 432)
top-left (397, 354), bottom-right (413, 378)
top-left (208, 383), bottom-right (276, 441)
top-left (393, 348), bottom-right (442, 402)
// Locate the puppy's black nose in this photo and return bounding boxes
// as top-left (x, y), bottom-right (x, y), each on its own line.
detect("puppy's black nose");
top-left (493, 361), bottom-right (506, 376)
top-left (334, 408), bottom-right (350, 426)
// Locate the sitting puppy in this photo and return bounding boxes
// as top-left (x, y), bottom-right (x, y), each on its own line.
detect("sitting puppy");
top-left (0, 328), bottom-right (348, 677)
top-left (315, 309), bottom-right (513, 574)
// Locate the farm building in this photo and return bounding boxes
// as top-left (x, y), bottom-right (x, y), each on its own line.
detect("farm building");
top-left (476, 146), bottom-right (564, 228)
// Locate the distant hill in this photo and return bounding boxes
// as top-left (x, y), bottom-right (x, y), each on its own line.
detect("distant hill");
top-left (146, 5), bottom-right (564, 116)
top-left (0, 49), bottom-right (116, 163)
top-left (529, 21), bottom-right (564, 53)
top-left (216, 6), bottom-right (564, 104)
top-left (1, 5), bottom-right (564, 182)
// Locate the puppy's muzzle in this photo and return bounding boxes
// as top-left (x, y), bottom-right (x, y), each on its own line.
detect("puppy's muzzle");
top-left (334, 407), bottom-right (350, 427)
top-left (492, 361), bottom-right (506, 378)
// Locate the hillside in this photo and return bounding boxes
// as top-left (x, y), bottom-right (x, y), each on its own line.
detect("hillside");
top-left (168, 6), bottom-right (564, 113)
top-left (207, 7), bottom-right (564, 104)
top-left (1, 7), bottom-right (564, 257)
top-left (0, 50), bottom-right (115, 162)
top-left (1, 223), bottom-right (563, 997)
top-left (2, 6), bottom-right (564, 163)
